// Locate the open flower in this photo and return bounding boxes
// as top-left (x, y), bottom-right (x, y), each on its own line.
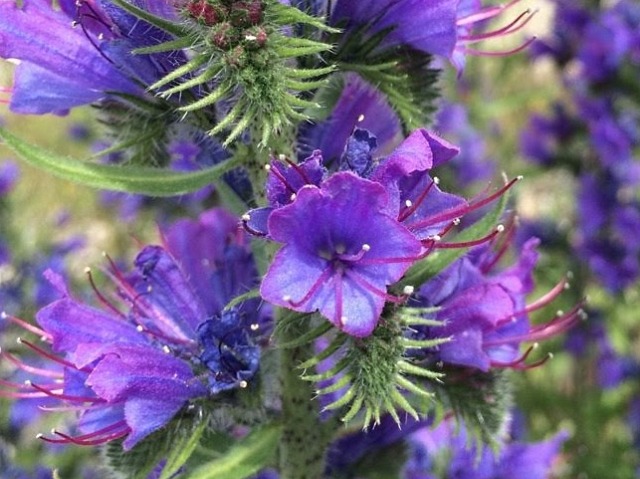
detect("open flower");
top-left (261, 172), bottom-right (421, 337)
top-left (0, 208), bottom-right (263, 450)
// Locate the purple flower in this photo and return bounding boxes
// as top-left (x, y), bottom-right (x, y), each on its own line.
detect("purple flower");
top-left (407, 418), bottom-right (568, 479)
top-left (261, 172), bottom-right (421, 337)
top-left (1, 208), bottom-right (263, 450)
top-left (412, 234), bottom-right (582, 371)
top-left (329, 0), bottom-right (535, 69)
top-left (0, 0), bottom-right (184, 114)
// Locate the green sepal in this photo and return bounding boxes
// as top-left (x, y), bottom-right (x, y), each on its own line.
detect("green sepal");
top-left (132, 36), bottom-right (194, 55)
top-left (185, 424), bottom-right (282, 479)
top-left (111, 0), bottom-right (188, 37)
top-left (276, 316), bottom-right (332, 349)
top-left (223, 289), bottom-right (262, 312)
top-left (435, 369), bottom-right (514, 450)
top-left (269, 2), bottom-right (341, 33)
top-left (0, 128), bottom-right (239, 196)
top-left (159, 420), bottom-right (208, 479)
top-left (103, 411), bottom-right (201, 479)
top-left (398, 184), bottom-right (510, 289)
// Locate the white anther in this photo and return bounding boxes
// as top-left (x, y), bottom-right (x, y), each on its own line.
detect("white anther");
top-left (242, 214), bottom-right (251, 221)
top-left (433, 176), bottom-right (440, 185)
top-left (1, 311), bottom-right (7, 319)
top-left (496, 224), bottom-right (505, 233)
top-left (98, 33), bottom-right (104, 41)
top-left (162, 345), bottom-right (171, 354)
top-left (405, 200), bottom-right (413, 208)
top-left (51, 428), bottom-right (57, 435)
top-left (567, 271), bottom-right (574, 279)
top-left (453, 218), bottom-right (461, 225)
top-left (136, 325), bottom-right (144, 332)
top-left (245, 35), bottom-right (257, 41)
top-left (36, 434), bottom-right (44, 439)
top-left (290, 193), bottom-right (297, 201)
top-left (548, 352), bottom-right (554, 359)
top-left (432, 235), bottom-right (442, 242)
top-left (84, 267), bottom-right (91, 274)
top-left (16, 337), bottom-right (23, 345)
top-left (278, 154), bottom-right (286, 161)
top-left (147, 286), bottom-right (153, 292)
top-left (563, 282), bottom-right (570, 290)
top-left (264, 164), bottom-right (271, 171)
top-left (282, 295), bottom-right (292, 302)
top-left (239, 380), bottom-right (248, 388)
top-left (403, 285), bottom-right (415, 296)
top-left (71, 21), bottom-right (79, 27)
top-left (340, 316), bottom-right (348, 324)
top-left (361, 244), bottom-right (371, 252)
top-left (556, 310), bottom-right (564, 317)
top-left (516, 175), bottom-right (524, 180)
top-left (250, 323), bottom-right (259, 331)
top-left (24, 380), bottom-right (32, 386)
top-left (101, 251), bottom-right (108, 257)
top-left (532, 342), bottom-right (539, 349)
top-left (357, 114), bottom-right (365, 122)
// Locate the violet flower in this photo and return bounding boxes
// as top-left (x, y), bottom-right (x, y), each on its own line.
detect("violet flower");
top-left (0, 208), bottom-right (263, 450)
top-left (261, 171), bottom-right (422, 337)
top-left (412, 234), bottom-right (583, 371)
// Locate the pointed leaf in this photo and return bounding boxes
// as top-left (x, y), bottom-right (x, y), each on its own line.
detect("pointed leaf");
top-left (159, 420), bottom-right (207, 479)
top-left (186, 424), bottom-right (281, 479)
top-left (0, 128), bottom-right (239, 196)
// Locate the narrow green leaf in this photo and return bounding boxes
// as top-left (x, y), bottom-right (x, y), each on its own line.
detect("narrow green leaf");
top-left (160, 420), bottom-right (207, 479)
top-left (0, 128), bottom-right (238, 196)
top-left (223, 289), bottom-right (261, 312)
top-left (111, 0), bottom-right (188, 37)
top-left (186, 424), bottom-right (281, 479)
top-left (133, 36), bottom-right (194, 54)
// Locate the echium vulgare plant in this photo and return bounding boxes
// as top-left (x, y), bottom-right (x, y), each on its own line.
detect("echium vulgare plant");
top-left (1, 1), bottom-right (578, 478)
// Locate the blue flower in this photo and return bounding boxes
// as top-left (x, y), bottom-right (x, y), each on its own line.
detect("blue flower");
top-left (1, 208), bottom-right (263, 450)
top-left (261, 172), bottom-right (422, 337)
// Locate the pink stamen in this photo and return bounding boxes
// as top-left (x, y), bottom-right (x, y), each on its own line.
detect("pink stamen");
top-left (431, 226), bottom-right (503, 249)
top-left (268, 164), bottom-right (297, 195)
top-left (408, 176), bottom-right (521, 231)
top-left (522, 277), bottom-right (570, 314)
top-left (28, 381), bottom-right (105, 403)
top-left (1, 312), bottom-right (52, 340)
top-left (344, 269), bottom-right (406, 304)
top-left (462, 36), bottom-right (537, 57)
top-left (490, 343), bottom-right (537, 368)
top-left (398, 178), bottom-right (438, 222)
top-left (1, 349), bottom-right (63, 378)
top-left (491, 347), bottom-right (552, 370)
top-left (459, 9), bottom-right (535, 43)
top-left (457, 0), bottom-right (521, 26)
top-left (485, 303), bottom-right (585, 347)
top-left (85, 268), bottom-right (125, 318)
top-left (284, 158), bottom-right (313, 184)
top-left (479, 217), bottom-right (516, 273)
top-left (287, 267), bottom-right (333, 307)
top-left (17, 338), bottom-right (86, 371)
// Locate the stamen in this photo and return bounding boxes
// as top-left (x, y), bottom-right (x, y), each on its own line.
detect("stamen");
top-left (0, 348), bottom-right (63, 378)
top-left (344, 270), bottom-right (406, 304)
top-left (335, 244), bottom-right (370, 262)
top-left (1, 311), bottom-right (52, 340)
top-left (430, 225), bottom-right (504, 249)
top-left (17, 337), bottom-right (85, 371)
top-left (27, 380), bottom-right (105, 403)
top-left (268, 163), bottom-right (298, 195)
top-left (284, 158), bottom-right (313, 184)
top-left (457, 0), bottom-right (520, 26)
top-left (286, 267), bottom-right (333, 307)
top-left (459, 9), bottom-right (536, 43)
top-left (408, 176), bottom-right (521, 231)
top-left (462, 36), bottom-right (537, 57)
top-left (398, 177), bottom-right (439, 222)
top-left (85, 267), bottom-right (125, 318)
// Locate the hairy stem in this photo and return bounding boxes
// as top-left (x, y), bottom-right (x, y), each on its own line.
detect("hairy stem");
top-left (278, 315), bottom-right (328, 479)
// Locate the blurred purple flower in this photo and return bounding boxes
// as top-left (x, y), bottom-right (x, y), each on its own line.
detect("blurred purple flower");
top-left (1, 208), bottom-right (263, 450)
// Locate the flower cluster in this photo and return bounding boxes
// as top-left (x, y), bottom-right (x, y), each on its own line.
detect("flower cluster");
top-left (521, 0), bottom-right (640, 292)
top-left (1, 208), bottom-right (264, 450)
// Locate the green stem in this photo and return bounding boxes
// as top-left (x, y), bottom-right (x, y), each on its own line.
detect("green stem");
top-left (278, 315), bottom-right (328, 479)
